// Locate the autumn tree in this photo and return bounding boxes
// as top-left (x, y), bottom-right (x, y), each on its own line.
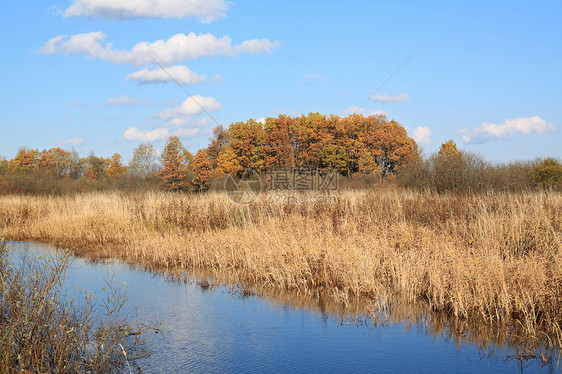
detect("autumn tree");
top-left (362, 117), bottom-right (419, 175)
top-left (84, 153), bottom-right (108, 179)
top-left (159, 136), bottom-right (189, 191)
top-left (438, 140), bottom-right (460, 157)
top-left (9, 148), bottom-right (39, 172)
top-left (319, 144), bottom-right (348, 173)
top-left (532, 158), bottom-right (562, 188)
top-left (106, 153), bottom-right (126, 179)
top-left (263, 115), bottom-right (296, 169)
top-left (190, 149), bottom-right (213, 192)
top-left (433, 140), bottom-right (466, 192)
top-left (129, 143), bottom-right (158, 177)
top-left (184, 149), bottom-right (194, 167)
top-left (206, 125), bottom-right (228, 168)
top-left (215, 146), bottom-right (241, 176)
top-left (0, 157), bottom-right (7, 175)
top-left (226, 120), bottom-right (266, 173)
top-left (35, 148), bottom-right (72, 176)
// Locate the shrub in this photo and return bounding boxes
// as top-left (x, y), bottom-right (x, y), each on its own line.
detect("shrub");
top-left (532, 158), bottom-right (562, 189)
top-left (0, 240), bottom-right (151, 373)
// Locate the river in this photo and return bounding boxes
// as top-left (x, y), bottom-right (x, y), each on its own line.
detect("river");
top-left (8, 242), bottom-right (560, 373)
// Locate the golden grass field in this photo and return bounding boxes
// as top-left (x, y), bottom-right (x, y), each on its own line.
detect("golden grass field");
top-left (1, 188), bottom-right (561, 349)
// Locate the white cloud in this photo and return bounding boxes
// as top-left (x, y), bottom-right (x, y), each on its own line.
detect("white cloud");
top-left (412, 126), bottom-right (432, 144)
top-left (174, 127), bottom-right (200, 138)
top-left (63, 0), bottom-right (229, 23)
top-left (123, 125), bottom-right (202, 142)
top-left (126, 65), bottom-right (206, 85)
top-left (256, 117), bottom-right (266, 124)
top-left (123, 127), bottom-right (169, 141)
top-left (167, 117), bottom-right (191, 127)
top-left (56, 137), bottom-right (85, 146)
top-left (370, 93), bottom-right (410, 103)
top-left (41, 32), bottom-right (280, 66)
top-left (159, 95), bottom-right (220, 119)
top-left (342, 106), bottom-right (390, 117)
top-left (461, 116), bottom-right (555, 144)
top-left (104, 95), bottom-right (146, 106)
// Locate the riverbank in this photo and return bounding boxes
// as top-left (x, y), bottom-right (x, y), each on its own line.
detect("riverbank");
top-left (1, 188), bottom-right (561, 348)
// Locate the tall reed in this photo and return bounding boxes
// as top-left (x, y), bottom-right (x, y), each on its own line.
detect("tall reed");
top-left (0, 188), bottom-right (561, 348)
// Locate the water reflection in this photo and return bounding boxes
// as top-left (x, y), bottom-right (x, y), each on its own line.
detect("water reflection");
top-left (8, 242), bottom-right (561, 373)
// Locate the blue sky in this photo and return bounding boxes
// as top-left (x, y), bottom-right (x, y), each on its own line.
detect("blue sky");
top-left (1, 1), bottom-right (561, 162)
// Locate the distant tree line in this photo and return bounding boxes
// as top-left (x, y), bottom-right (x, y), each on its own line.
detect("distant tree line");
top-left (1, 113), bottom-right (560, 194)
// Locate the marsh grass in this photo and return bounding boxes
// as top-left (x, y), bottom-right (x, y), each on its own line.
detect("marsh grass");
top-left (0, 240), bottom-right (150, 373)
top-left (0, 188), bottom-right (561, 352)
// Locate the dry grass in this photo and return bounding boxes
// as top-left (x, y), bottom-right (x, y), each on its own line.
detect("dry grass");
top-left (0, 188), bottom-right (561, 349)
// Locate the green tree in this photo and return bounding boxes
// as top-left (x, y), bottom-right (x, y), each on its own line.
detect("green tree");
top-left (319, 144), bottom-right (348, 173)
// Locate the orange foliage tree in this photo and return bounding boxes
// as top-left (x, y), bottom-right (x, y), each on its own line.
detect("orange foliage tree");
top-left (225, 120), bottom-right (266, 173)
top-left (190, 149), bottom-right (213, 192)
top-left (106, 153), bottom-right (126, 180)
top-left (9, 149), bottom-right (39, 172)
top-left (159, 136), bottom-right (189, 191)
top-left (210, 113), bottom-right (419, 177)
top-left (84, 153), bottom-right (108, 179)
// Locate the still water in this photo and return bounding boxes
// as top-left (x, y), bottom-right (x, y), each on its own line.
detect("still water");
top-left (9, 242), bottom-right (561, 373)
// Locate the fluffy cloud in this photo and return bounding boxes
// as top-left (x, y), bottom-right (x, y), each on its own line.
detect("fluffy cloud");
top-left (123, 125), bottom-right (202, 141)
top-left (41, 32), bottom-right (280, 66)
top-left (343, 106), bottom-right (390, 117)
top-left (104, 95), bottom-right (146, 106)
top-left (159, 95), bottom-right (220, 119)
top-left (370, 93), bottom-right (410, 103)
top-left (461, 116), bottom-right (555, 144)
top-left (63, 0), bottom-right (229, 23)
top-left (126, 65), bottom-right (206, 85)
top-left (174, 127), bottom-right (200, 138)
top-left (123, 127), bottom-right (169, 141)
top-left (56, 137), bottom-right (85, 146)
top-left (412, 126), bottom-right (432, 144)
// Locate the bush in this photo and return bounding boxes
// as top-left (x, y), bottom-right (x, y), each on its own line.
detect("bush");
top-left (0, 241), bottom-right (150, 372)
top-left (532, 158), bottom-right (562, 189)
top-left (397, 152), bottom-right (536, 193)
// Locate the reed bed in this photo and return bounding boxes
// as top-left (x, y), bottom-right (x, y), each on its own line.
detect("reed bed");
top-left (0, 188), bottom-right (561, 348)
